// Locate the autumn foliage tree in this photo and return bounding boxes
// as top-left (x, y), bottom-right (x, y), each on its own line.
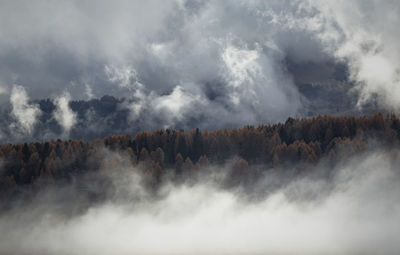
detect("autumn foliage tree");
top-left (0, 113), bottom-right (399, 193)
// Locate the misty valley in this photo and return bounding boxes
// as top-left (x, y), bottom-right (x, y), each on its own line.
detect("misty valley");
top-left (1, 0), bottom-right (400, 254)
top-left (1, 114), bottom-right (400, 254)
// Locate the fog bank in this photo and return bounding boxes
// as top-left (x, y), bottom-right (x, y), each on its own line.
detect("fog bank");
top-left (1, 150), bottom-right (400, 255)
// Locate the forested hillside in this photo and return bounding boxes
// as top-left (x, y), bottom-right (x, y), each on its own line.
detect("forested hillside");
top-left (1, 113), bottom-right (399, 194)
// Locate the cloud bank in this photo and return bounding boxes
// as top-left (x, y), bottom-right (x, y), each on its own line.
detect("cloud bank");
top-left (1, 149), bottom-right (400, 255)
top-left (0, 0), bottom-right (399, 134)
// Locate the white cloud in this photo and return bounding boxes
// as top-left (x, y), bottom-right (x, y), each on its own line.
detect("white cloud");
top-left (308, 0), bottom-right (400, 109)
top-left (222, 45), bottom-right (261, 89)
top-left (105, 65), bottom-right (140, 89)
top-left (9, 85), bottom-right (41, 135)
top-left (84, 82), bottom-right (94, 100)
top-left (154, 86), bottom-right (200, 123)
top-left (53, 91), bottom-right (77, 135)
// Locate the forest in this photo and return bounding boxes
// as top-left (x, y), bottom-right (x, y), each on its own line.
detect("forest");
top-left (1, 113), bottom-right (399, 196)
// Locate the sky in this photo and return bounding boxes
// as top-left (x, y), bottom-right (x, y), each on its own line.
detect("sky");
top-left (0, 0), bottom-right (399, 135)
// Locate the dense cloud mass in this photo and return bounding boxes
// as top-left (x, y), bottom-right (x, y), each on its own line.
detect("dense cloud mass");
top-left (1, 149), bottom-right (400, 255)
top-left (0, 0), bottom-right (398, 139)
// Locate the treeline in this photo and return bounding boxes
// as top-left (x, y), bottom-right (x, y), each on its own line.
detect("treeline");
top-left (1, 113), bottom-right (399, 191)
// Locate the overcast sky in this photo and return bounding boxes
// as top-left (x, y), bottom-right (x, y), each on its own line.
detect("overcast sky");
top-left (0, 0), bottom-right (399, 132)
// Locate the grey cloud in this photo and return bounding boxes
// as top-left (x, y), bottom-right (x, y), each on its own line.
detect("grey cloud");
top-left (0, 0), bottom-right (399, 135)
top-left (0, 0), bottom-right (308, 130)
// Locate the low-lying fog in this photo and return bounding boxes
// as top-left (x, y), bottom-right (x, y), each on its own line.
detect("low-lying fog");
top-left (1, 150), bottom-right (400, 255)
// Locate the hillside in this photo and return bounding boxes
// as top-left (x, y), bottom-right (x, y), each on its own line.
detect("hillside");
top-left (1, 113), bottom-right (398, 194)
